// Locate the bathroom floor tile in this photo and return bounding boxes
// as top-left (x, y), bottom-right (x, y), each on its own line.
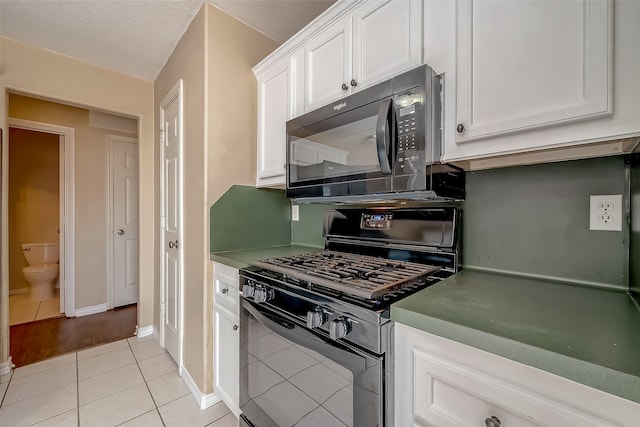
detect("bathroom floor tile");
top-left (158, 395), bottom-right (230, 427)
top-left (79, 382), bottom-right (155, 427)
top-left (3, 362), bottom-right (76, 405)
top-left (35, 297), bottom-right (63, 321)
top-left (0, 382), bottom-right (77, 427)
top-left (9, 301), bottom-right (40, 326)
top-left (8, 293), bottom-right (36, 307)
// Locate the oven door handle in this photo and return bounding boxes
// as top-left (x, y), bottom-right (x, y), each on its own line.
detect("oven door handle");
top-left (243, 299), bottom-right (368, 372)
top-left (375, 98), bottom-right (394, 175)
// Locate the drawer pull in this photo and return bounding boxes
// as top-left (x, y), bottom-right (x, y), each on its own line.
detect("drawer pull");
top-left (221, 288), bottom-right (228, 294)
top-left (233, 325), bottom-right (238, 331)
top-left (485, 416), bottom-right (501, 427)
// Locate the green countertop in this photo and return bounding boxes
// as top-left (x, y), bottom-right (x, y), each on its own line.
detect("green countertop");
top-left (210, 244), bottom-right (322, 269)
top-left (391, 270), bottom-right (640, 404)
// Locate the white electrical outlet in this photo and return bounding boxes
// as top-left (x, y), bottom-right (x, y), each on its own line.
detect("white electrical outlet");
top-left (589, 195), bottom-right (622, 231)
top-left (291, 204), bottom-right (299, 221)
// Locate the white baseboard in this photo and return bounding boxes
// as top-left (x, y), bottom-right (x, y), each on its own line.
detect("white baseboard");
top-left (9, 287), bottom-right (29, 296)
top-left (75, 303), bottom-right (108, 317)
top-left (0, 357), bottom-right (15, 376)
top-left (135, 325), bottom-right (154, 337)
top-left (180, 365), bottom-right (222, 409)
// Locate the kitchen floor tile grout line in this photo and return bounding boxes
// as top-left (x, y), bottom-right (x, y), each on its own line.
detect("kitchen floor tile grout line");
top-left (127, 338), bottom-right (168, 427)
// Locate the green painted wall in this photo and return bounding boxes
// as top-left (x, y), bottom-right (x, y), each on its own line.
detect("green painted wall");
top-left (214, 157), bottom-right (632, 292)
top-left (210, 185), bottom-right (291, 252)
top-left (464, 156), bottom-right (628, 290)
top-left (291, 203), bottom-right (334, 248)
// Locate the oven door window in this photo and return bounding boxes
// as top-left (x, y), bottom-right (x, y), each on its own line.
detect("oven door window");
top-left (288, 100), bottom-right (391, 188)
top-left (240, 299), bottom-right (382, 427)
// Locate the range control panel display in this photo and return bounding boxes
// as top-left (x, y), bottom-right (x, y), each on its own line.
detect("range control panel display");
top-left (361, 213), bottom-right (393, 230)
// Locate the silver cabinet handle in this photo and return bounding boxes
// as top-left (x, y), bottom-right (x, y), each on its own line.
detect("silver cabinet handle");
top-left (456, 123), bottom-right (465, 133)
top-left (233, 325), bottom-right (238, 331)
top-left (168, 240), bottom-right (179, 249)
top-left (117, 229), bottom-right (125, 235)
top-left (350, 79), bottom-right (357, 87)
top-left (341, 83), bottom-right (348, 91)
top-left (221, 288), bottom-right (228, 294)
top-left (485, 416), bottom-right (501, 427)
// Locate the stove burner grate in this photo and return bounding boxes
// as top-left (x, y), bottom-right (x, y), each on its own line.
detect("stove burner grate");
top-left (253, 251), bottom-right (440, 299)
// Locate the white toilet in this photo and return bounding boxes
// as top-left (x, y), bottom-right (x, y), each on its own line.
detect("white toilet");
top-left (22, 242), bottom-right (59, 300)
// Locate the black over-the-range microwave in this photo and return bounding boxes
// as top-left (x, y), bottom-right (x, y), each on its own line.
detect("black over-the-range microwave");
top-left (285, 64), bottom-right (465, 202)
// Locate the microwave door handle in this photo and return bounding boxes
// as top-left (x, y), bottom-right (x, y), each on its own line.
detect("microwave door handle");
top-left (376, 98), bottom-right (393, 175)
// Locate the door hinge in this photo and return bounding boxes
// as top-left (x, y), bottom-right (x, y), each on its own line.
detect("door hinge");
top-left (160, 216), bottom-right (165, 229)
top-left (160, 303), bottom-right (165, 316)
top-left (160, 129), bottom-right (165, 143)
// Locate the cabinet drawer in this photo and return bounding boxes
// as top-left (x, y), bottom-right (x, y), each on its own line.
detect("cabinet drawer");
top-left (412, 348), bottom-right (618, 427)
top-left (213, 263), bottom-right (239, 311)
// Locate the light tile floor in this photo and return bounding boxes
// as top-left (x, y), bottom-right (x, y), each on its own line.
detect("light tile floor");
top-left (0, 335), bottom-right (238, 427)
top-left (9, 292), bottom-right (64, 326)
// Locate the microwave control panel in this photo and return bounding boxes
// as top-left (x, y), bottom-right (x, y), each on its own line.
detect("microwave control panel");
top-left (395, 88), bottom-right (423, 176)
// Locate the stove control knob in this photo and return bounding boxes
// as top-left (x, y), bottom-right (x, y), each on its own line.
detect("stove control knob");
top-left (242, 282), bottom-right (255, 298)
top-left (253, 287), bottom-right (274, 304)
top-left (306, 308), bottom-right (327, 329)
top-left (329, 317), bottom-right (352, 340)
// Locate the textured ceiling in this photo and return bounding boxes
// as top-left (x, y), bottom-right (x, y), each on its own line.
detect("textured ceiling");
top-left (0, 0), bottom-right (336, 81)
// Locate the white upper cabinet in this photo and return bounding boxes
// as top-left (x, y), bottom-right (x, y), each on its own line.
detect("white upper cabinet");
top-left (255, 57), bottom-right (295, 187)
top-left (456, 0), bottom-right (612, 143)
top-left (442, 0), bottom-right (640, 165)
top-left (304, 17), bottom-right (353, 111)
top-left (303, 0), bottom-right (423, 112)
top-left (352, 0), bottom-right (422, 92)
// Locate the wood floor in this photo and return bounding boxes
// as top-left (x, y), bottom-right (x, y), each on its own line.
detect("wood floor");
top-left (9, 304), bottom-right (137, 367)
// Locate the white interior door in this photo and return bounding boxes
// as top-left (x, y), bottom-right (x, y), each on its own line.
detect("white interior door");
top-left (110, 137), bottom-right (139, 307)
top-left (160, 81), bottom-right (183, 364)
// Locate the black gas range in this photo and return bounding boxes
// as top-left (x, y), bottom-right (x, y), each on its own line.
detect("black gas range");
top-left (239, 206), bottom-right (460, 427)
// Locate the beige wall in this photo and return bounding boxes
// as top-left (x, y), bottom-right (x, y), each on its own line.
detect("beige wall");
top-left (8, 95), bottom-right (136, 306)
top-left (204, 4), bottom-right (278, 390)
top-left (154, 4), bottom-right (277, 393)
top-left (8, 128), bottom-right (60, 292)
top-left (0, 37), bottom-right (155, 367)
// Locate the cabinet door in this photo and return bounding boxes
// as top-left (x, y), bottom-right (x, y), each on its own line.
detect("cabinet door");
top-left (304, 17), bottom-right (352, 112)
top-left (214, 302), bottom-right (239, 416)
top-left (352, 0), bottom-right (422, 91)
top-left (256, 58), bottom-right (295, 187)
top-left (456, 0), bottom-right (612, 144)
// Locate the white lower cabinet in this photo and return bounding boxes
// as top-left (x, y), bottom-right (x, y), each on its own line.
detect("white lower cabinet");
top-left (212, 262), bottom-right (240, 416)
top-left (395, 323), bottom-right (640, 427)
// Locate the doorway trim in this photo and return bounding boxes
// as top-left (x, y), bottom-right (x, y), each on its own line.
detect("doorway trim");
top-left (106, 134), bottom-right (139, 310)
top-left (7, 117), bottom-right (76, 317)
top-left (159, 80), bottom-right (184, 372)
